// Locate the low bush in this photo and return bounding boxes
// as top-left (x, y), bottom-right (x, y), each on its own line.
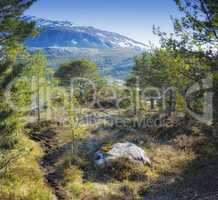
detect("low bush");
top-left (100, 157), bottom-right (148, 181)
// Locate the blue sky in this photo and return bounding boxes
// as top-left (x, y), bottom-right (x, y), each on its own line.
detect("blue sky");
top-left (25, 0), bottom-right (181, 45)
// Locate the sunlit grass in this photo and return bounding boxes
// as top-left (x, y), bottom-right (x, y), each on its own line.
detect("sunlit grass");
top-left (0, 135), bottom-right (55, 200)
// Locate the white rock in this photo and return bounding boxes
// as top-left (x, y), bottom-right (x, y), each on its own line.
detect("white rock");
top-left (94, 142), bottom-right (151, 167)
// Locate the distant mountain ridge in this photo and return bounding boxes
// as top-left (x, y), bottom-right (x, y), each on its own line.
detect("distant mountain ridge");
top-left (23, 16), bottom-right (146, 50)
top-left (22, 16), bottom-right (77, 28)
top-left (23, 16), bottom-right (147, 78)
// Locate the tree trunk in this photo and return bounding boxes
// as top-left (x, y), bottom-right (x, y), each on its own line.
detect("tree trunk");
top-left (169, 89), bottom-right (176, 123)
top-left (150, 99), bottom-right (155, 110)
top-left (211, 59), bottom-right (218, 128)
top-left (166, 88), bottom-right (176, 117)
top-left (213, 78), bottom-right (218, 125)
top-left (37, 76), bottom-right (40, 125)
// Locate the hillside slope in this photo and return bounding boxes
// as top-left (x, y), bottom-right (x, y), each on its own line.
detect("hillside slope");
top-left (23, 16), bottom-right (146, 77)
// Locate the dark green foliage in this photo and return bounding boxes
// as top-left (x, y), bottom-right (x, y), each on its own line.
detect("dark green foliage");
top-left (0, 61), bottom-right (29, 149)
top-left (126, 50), bottom-right (171, 89)
top-left (129, 0), bottom-right (218, 123)
top-left (174, 0), bottom-right (218, 44)
top-left (55, 60), bottom-right (100, 84)
top-left (0, 0), bottom-right (37, 149)
top-left (55, 60), bottom-right (102, 104)
top-left (0, 0), bottom-right (37, 48)
top-left (173, 0), bottom-right (218, 124)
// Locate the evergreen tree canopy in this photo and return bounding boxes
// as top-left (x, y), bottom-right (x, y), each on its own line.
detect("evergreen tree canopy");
top-left (174, 0), bottom-right (218, 45)
top-left (0, 0), bottom-right (37, 149)
top-left (0, 0), bottom-right (37, 53)
top-left (55, 60), bottom-right (100, 85)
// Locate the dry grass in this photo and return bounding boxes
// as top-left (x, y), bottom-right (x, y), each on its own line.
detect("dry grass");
top-left (22, 110), bottom-right (217, 200)
top-left (0, 135), bottom-right (55, 200)
top-left (100, 157), bottom-right (148, 181)
top-left (146, 144), bottom-right (196, 181)
top-left (63, 165), bottom-right (97, 199)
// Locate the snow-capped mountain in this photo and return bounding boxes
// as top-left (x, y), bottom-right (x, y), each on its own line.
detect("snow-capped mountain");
top-left (23, 16), bottom-right (147, 78)
top-left (23, 16), bottom-right (147, 50)
top-left (22, 16), bottom-right (76, 28)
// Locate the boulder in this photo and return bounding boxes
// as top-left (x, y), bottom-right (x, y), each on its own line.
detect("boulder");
top-left (94, 142), bottom-right (151, 167)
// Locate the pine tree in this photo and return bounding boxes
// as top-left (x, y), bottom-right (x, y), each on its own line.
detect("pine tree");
top-left (0, 0), bottom-right (37, 176)
top-left (173, 0), bottom-right (218, 124)
top-left (152, 0), bottom-right (218, 124)
top-left (29, 50), bottom-right (48, 124)
top-left (0, 0), bottom-right (37, 149)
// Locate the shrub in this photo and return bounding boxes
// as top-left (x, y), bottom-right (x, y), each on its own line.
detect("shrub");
top-left (100, 157), bottom-right (148, 181)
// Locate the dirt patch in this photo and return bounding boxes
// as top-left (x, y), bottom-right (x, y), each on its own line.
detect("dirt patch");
top-left (27, 121), bottom-right (71, 200)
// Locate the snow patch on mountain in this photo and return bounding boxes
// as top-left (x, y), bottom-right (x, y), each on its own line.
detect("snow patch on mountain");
top-left (71, 40), bottom-right (78, 45)
top-left (23, 16), bottom-right (147, 51)
top-left (22, 15), bottom-right (76, 28)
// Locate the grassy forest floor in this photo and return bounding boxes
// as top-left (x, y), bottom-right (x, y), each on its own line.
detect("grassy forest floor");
top-left (1, 108), bottom-right (218, 200)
